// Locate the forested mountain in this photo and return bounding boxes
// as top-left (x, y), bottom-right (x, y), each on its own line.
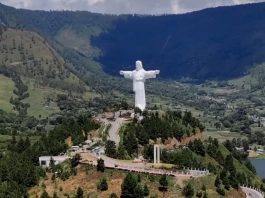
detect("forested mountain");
top-left (93, 3), bottom-right (265, 80)
top-left (1, 3), bottom-right (265, 81)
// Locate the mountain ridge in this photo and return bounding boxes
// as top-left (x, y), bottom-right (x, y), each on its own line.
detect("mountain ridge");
top-left (1, 2), bottom-right (265, 81)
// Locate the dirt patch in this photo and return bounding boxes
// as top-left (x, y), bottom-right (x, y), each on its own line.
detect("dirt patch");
top-left (29, 166), bottom-right (182, 198)
top-left (65, 136), bottom-right (72, 147)
top-left (162, 132), bottom-right (205, 149)
top-left (227, 189), bottom-right (246, 198)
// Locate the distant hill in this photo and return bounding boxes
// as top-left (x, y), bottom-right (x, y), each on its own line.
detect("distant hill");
top-left (92, 3), bottom-right (265, 80)
top-left (1, 3), bottom-right (265, 81)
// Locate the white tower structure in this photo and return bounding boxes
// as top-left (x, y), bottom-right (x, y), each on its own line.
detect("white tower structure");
top-left (153, 144), bottom-right (160, 164)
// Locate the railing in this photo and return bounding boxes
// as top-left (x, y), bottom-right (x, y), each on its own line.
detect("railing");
top-left (109, 164), bottom-right (209, 177)
top-left (241, 185), bottom-right (264, 198)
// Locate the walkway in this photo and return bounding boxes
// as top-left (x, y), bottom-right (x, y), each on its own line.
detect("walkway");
top-left (88, 154), bottom-right (209, 178)
top-left (241, 186), bottom-right (264, 198)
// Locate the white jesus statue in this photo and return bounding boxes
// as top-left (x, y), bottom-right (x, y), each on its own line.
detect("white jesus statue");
top-left (120, 60), bottom-right (160, 111)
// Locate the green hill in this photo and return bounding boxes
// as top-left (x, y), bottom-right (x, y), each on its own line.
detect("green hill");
top-left (0, 28), bottom-right (95, 117)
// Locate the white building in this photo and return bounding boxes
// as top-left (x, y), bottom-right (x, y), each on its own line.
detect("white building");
top-left (39, 156), bottom-right (69, 167)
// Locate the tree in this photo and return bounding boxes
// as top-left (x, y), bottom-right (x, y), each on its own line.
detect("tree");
top-left (97, 158), bottom-right (105, 172)
top-left (25, 136), bottom-right (31, 149)
top-left (215, 150), bottom-right (225, 165)
top-left (40, 190), bottom-right (50, 198)
top-left (71, 154), bottom-right (81, 167)
top-left (143, 184), bottom-right (149, 196)
top-left (134, 184), bottom-right (144, 198)
top-left (223, 176), bottom-right (230, 190)
top-left (190, 139), bottom-right (205, 156)
top-left (51, 173), bottom-right (56, 183)
top-left (159, 174), bottom-right (168, 193)
top-left (216, 187), bottom-right (225, 196)
top-left (76, 187), bottom-right (84, 198)
top-left (16, 137), bottom-right (25, 153)
top-left (117, 144), bottom-right (129, 159)
top-left (50, 157), bottom-right (55, 171)
top-left (105, 140), bottom-right (117, 158)
top-left (224, 155), bottom-right (235, 172)
top-left (202, 184), bottom-right (206, 192)
top-left (52, 192), bottom-right (59, 198)
top-left (182, 182), bottom-right (194, 198)
top-left (137, 174), bottom-right (141, 182)
top-left (121, 173), bottom-right (138, 198)
top-left (123, 130), bottom-right (138, 156)
top-left (214, 175), bottom-right (221, 187)
top-left (196, 191), bottom-right (203, 198)
top-left (97, 177), bottom-right (108, 191)
top-left (109, 193), bottom-right (118, 198)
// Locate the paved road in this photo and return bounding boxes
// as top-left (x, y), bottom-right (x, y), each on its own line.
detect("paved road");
top-left (88, 153), bottom-right (209, 178)
top-left (107, 117), bottom-right (123, 144)
top-left (241, 186), bottom-right (264, 198)
top-left (96, 111), bottom-right (132, 144)
top-left (91, 111), bottom-right (209, 178)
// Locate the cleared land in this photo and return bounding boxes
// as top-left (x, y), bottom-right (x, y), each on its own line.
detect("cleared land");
top-left (0, 75), bottom-right (14, 112)
top-left (29, 164), bottom-right (248, 198)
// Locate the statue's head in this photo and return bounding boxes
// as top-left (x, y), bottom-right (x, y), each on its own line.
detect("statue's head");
top-left (136, 60), bottom-right (143, 71)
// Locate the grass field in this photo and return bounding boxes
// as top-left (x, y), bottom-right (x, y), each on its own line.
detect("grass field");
top-left (22, 79), bottom-right (62, 118)
top-left (0, 134), bottom-right (41, 151)
top-left (0, 75), bottom-right (15, 113)
top-left (206, 130), bottom-right (247, 142)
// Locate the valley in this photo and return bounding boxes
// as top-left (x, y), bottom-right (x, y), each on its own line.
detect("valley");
top-left (0, 2), bottom-right (264, 198)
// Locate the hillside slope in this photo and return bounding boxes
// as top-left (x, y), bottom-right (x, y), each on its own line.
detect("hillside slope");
top-left (0, 28), bottom-right (94, 117)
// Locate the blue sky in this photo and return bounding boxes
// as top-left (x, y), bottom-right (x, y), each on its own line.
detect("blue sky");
top-left (0, 0), bottom-right (264, 14)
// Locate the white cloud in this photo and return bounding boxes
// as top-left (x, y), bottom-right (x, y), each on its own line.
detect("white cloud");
top-left (0, 0), bottom-right (264, 14)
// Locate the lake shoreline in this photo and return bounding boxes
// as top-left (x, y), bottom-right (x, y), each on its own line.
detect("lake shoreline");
top-left (249, 158), bottom-right (265, 178)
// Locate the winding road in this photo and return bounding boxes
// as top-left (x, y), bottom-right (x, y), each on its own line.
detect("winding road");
top-left (96, 111), bottom-right (133, 144)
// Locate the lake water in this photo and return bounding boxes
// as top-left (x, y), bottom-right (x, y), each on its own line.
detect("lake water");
top-left (250, 158), bottom-right (265, 178)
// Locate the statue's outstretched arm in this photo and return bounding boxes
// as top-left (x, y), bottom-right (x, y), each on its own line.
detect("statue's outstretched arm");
top-left (144, 70), bottom-right (160, 79)
top-left (120, 71), bottom-right (133, 79)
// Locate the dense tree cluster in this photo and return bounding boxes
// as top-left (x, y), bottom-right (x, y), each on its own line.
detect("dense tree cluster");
top-left (220, 108), bottom-right (253, 134)
top-left (121, 173), bottom-right (149, 198)
top-left (47, 114), bottom-right (99, 146)
top-left (248, 131), bottom-right (265, 146)
top-left (120, 111), bottom-right (204, 157)
top-left (0, 113), bottom-right (99, 196)
top-left (161, 148), bottom-right (202, 169)
top-left (161, 137), bottom-right (261, 191)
